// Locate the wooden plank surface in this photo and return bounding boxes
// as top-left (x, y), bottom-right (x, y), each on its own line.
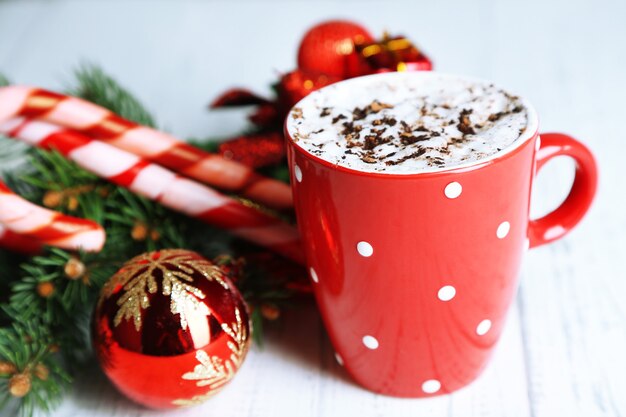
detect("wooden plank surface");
top-left (0, 0), bottom-right (624, 416)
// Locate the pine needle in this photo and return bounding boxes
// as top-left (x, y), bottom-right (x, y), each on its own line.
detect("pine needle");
top-left (69, 63), bottom-right (157, 127)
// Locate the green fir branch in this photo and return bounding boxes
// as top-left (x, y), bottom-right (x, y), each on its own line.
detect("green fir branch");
top-left (0, 312), bottom-right (71, 417)
top-left (69, 64), bottom-right (157, 127)
top-left (104, 188), bottom-right (187, 251)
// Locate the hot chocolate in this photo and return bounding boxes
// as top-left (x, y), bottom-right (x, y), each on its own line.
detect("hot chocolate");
top-left (286, 72), bottom-right (529, 173)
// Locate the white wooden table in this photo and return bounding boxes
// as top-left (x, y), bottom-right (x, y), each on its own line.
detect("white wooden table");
top-left (1, 0), bottom-right (625, 416)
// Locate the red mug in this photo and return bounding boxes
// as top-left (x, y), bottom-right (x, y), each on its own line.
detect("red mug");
top-left (284, 72), bottom-right (598, 397)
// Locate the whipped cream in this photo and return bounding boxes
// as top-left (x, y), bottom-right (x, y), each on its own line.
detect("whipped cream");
top-left (286, 72), bottom-right (529, 173)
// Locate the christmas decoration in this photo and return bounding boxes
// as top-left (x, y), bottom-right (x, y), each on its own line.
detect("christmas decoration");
top-left (36, 281), bottom-right (55, 298)
top-left (130, 220), bottom-right (160, 242)
top-left (42, 184), bottom-right (101, 210)
top-left (0, 86), bottom-right (293, 210)
top-left (64, 256), bottom-right (86, 280)
top-left (8, 373), bottom-right (31, 398)
top-left (0, 118), bottom-right (303, 263)
top-left (218, 132), bottom-right (285, 168)
top-left (0, 179), bottom-right (105, 252)
top-left (297, 20), bottom-right (375, 78)
top-left (277, 69), bottom-right (341, 111)
top-left (0, 361), bottom-right (17, 375)
top-left (93, 249), bottom-right (251, 408)
top-left (356, 33), bottom-right (433, 72)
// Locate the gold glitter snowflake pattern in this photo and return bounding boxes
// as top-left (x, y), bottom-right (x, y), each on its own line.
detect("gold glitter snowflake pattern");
top-left (106, 249), bottom-right (229, 331)
top-left (172, 308), bottom-right (249, 407)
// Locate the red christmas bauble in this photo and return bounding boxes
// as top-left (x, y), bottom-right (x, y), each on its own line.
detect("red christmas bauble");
top-left (277, 69), bottom-right (341, 110)
top-left (92, 249), bottom-right (251, 409)
top-left (297, 20), bottom-right (374, 78)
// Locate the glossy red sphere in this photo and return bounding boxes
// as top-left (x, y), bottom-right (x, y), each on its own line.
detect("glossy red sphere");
top-left (297, 20), bottom-right (374, 78)
top-left (278, 69), bottom-right (341, 110)
top-left (92, 249), bottom-right (251, 409)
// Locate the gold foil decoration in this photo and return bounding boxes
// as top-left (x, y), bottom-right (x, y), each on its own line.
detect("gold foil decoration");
top-left (172, 308), bottom-right (250, 406)
top-left (105, 249), bottom-right (229, 331)
top-left (356, 32), bottom-right (423, 72)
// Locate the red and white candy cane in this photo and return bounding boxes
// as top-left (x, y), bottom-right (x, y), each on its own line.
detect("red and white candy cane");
top-left (0, 86), bottom-right (293, 210)
top-left (0, 223), bottom-right (42, 254)
top-left (0, 180), bottom-right (105, 252)
top-left (0, 117), bottom-right (304, 264)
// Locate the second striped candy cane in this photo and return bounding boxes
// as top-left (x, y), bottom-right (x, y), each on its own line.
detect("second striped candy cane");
top-left (0, 117), bottom-right (304, 264)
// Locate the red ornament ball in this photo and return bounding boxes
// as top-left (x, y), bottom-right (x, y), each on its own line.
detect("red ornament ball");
top-left (92, 249), bottom-right (251, 409)
top-left (277, 69), bottom-right (341, 110)
top-left (297, 20), bottom-right (374, 78)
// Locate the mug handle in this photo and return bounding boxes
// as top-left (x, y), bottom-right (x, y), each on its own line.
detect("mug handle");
top-left (528, 132), bottom-right (598, 249)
